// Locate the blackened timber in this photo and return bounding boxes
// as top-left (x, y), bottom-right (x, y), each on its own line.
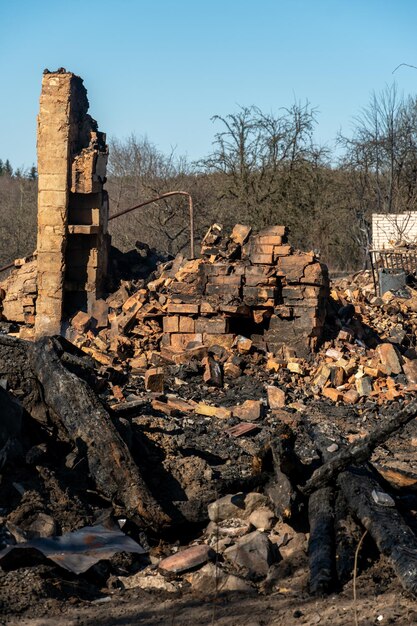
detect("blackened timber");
top-left (30, 337), bottom-right (170, 531)
top-left (338, 467), bottom-right (417, 595)
top-left (334, 490), bottom-right (363, 585)
top-left (301, 398), bottom-right (417, 496)
top-left (308, 486), bottom-right (334, 595)
top-left (304, 412), bottom-right (417, 595)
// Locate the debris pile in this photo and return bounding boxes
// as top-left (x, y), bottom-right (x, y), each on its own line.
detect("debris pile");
top-left (3, 227), bottom-right (417, 618)
top-left (2, 326), bottom-right (417, 618)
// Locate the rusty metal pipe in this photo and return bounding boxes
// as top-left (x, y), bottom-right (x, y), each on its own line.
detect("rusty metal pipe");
top-left (0, 192), bottom-right (195, 274)
top-left (0, 261), bottom-right (16, 274)
top-left (108, 191), bottom-right (195, 258)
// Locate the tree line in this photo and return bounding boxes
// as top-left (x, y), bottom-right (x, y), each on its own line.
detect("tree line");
top-left (1, 84), bottom-right (417, 270)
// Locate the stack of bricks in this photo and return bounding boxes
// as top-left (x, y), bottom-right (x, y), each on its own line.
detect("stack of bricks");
top-left (266, 251), bottom-right (329, 357)
top-left (159, 224), bottom-right (329, 359)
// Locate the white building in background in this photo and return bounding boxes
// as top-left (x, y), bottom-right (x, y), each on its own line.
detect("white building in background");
top-left (372, 212), bottom-right (417, 249)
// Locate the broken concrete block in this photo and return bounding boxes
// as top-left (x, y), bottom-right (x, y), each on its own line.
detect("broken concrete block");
top-left (267, 385), bottom-right (286, 409)
top-left (144, 367), bottom-right (164, 393)
top-left (233, 399), bottom-right (262, 421)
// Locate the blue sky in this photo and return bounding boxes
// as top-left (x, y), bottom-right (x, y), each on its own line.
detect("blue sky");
top-left (1, 0), bottom-right (417, 170)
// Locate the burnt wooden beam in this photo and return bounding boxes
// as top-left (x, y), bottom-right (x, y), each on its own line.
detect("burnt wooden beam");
top-left (30, 337), bottom-right (171, 531)
top-left (301, 398), bottom-right (417, 496)
top-left (304, 413), bottom-right (417, 595)
top-left (334, 490), bottom-right (363, 585)
top-left (337, 467), bottom-right (417, 594)
top-left (308, 486), bottom-right (334, 595)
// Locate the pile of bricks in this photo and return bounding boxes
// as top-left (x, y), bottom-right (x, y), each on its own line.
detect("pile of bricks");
top-left (159, 224), bottom-right (328, 359)
top-left (0, 223), bottom-right (329, 365)
top-left (0, 257), bottom-right (37, 335)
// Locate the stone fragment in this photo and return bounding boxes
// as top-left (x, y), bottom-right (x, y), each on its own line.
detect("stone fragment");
top-left (311, 364), bottom-right (332, 388)
top-left (144, 367), bottom-right (164, 393)
top-left (195, 403), bottom-right (231, 419)
top-left (26, 513), bottom-right (56, 538)
top-left (208, 493), bottom-right (247, 522)
top-left (355, 376), bottom-right (373, 397)
top-left (343, 388), bottom-right (359, 404)
top-left (248, 507), bottom-right (275, 531)
top-left (234, 335), bottom-right (252, 354)
top-left (287, 361), bottom-right (305, 375)
top-left (189, 562), bottom-right (254, 593)
top-left (267, 385), bottom-right (286, 409)
top-left (278, 533), bottom-right (307, 559)
top-left (243, 492), bottom-right (269, 516)
top-left (120, 571), bottom-right (178, 592)
top-left (376, 343), bottom-right (402, 375)
top-left (402, 358), bottom-right (417, 385)
top-left (129, 354), bottom-right (148, 371)
top-left (224, 361), bottom-right (242, 378)
top-left (223, 530), bottom-right (276, 577)
top-left (209, 518), bottom-right (251, 538)
top-left (233, 399), bottom-right (262, 421)
top-left (159, 544), bottom-right (214, 574)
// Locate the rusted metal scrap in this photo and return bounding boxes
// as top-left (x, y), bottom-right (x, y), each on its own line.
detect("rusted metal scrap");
top-left (0, 524), bottom-right (145, 575)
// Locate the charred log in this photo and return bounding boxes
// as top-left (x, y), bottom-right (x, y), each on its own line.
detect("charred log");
top-left (334, 490), bottom-right (364, 585)
top-left (308, 486), bottom-right (334, 595)
top-left (30, 337), bottom-right (171, 531)
top-left (338, 467), bottom-right (417, 595)
top-left (304, 412), bottom-right (417, 595)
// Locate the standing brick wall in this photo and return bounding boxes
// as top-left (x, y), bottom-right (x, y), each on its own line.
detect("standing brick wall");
top-left (35, 71), bottom-right (109, 339)
top-left (372, 212), bottom-right (417, 249)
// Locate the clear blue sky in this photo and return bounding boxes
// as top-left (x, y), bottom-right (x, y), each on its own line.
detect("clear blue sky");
top-left (1, 0), bottom-right (417, 170)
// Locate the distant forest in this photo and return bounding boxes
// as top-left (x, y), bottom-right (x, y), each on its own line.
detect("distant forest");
top-left (1, 84), bottom-right (417, 270)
